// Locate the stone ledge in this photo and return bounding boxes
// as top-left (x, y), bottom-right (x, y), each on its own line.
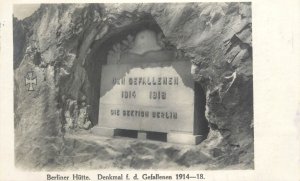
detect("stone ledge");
top-left (92, 127), bottom-right (204, 145)
top-left (167, 132), bottom-right (204, 145)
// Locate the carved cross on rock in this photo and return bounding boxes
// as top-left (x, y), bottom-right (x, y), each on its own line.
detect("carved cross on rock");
top-left (25, 71), bottom-right (37, 91)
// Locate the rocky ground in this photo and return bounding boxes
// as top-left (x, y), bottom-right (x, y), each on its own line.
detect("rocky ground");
top-left (14, 3), bottom-right (253, 170)
top-left (16, 130), bottom-right (253, 170)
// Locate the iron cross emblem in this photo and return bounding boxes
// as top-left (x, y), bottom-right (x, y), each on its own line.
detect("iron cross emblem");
top-left (25, 71), bottom-right (37, 91)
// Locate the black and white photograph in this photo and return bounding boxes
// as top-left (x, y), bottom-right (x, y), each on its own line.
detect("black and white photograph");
top-left (0, 0), bottom-right (299, 180)
top-left (13, 2), bottom-right (254, 170)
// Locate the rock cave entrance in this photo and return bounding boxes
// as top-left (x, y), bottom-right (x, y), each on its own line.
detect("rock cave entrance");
top-left (84, 13), bottom-right (209, 142)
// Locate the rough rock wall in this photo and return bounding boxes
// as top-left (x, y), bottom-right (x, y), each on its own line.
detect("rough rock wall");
top-left (14, 3), bottom-right (253, 169)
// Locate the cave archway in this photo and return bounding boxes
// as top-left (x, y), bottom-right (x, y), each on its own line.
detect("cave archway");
top-left (84, 13), bottom-right (209, 141)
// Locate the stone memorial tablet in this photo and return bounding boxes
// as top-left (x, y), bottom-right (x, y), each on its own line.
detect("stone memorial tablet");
top-left (92, 61), bottom-right (204, 144)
